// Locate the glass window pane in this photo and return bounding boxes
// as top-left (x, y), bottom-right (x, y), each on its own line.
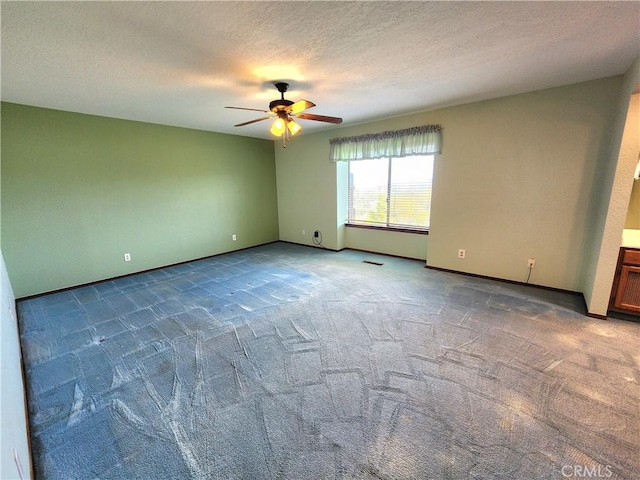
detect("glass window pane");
top-left (348, 158), bottom-right (389, 225)
top-left (347, 155), bottom-right (434, 230)
top-left (389, 155), bottom-right (433, 228)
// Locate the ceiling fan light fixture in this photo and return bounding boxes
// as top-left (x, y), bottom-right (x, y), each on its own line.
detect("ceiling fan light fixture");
top-left (287, 118), bottom-right (302, 136)
top-left (227, 82), bottom-right (342, 146)
top-left (270, 117), bottom-right (285, 136)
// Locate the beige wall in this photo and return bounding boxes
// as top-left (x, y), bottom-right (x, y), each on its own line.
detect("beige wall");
top-left (345, 228), bottom-right (428, 260)
top-left (276, 77), bottom-right (622, 293)
top-left (427, 79), bottom-right (622, 290)
top-left (581, 54), bottom-right (640, 317)
top-left (625, 174), bottom-right (640, 229)
top-left (0, 250), bottom-right (32, 479)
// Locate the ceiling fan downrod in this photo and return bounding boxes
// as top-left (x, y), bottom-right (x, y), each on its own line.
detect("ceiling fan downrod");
top-left (270, 83), bottom-right (294, 113)
top-left (274, 82), bottom-right (289, 96)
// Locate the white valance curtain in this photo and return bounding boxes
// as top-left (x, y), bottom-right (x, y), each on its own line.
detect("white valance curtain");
top-left (329, 124), bottom-right (442, 162)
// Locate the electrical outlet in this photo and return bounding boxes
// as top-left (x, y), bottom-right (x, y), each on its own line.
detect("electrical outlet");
top-left (302, 229), bottom-right (306, 236)
top-left (314, 230), bottom-right (320, 238)
top-left (124, 253), bottom-right (131, 262)
top-left (232, 234), bottom-right (237, 241)
top-left (527, 258), bottom-right (536, 268)
top-left (458, 249), bottom-right (466, 259)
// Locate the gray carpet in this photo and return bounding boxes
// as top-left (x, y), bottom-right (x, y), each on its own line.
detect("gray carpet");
top-left (17, 242), bottom-right (640, 479)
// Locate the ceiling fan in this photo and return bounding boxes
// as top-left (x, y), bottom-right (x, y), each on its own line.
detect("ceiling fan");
top-left (225, 82), bottom-right (342, 145)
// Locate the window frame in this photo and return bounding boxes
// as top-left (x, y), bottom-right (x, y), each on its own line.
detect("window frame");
top-left (346, 154), bottom-right (434, 235)
top-left (345, 222), bottom-right (430, 235)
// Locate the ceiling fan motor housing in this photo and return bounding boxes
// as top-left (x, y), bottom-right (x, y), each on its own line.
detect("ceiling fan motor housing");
top-left (269, 99), bottom-right (293, 113)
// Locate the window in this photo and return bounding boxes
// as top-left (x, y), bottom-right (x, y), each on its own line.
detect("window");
top-left (347, 154), bottom-right (434, 231)
top-left (332, 124), bottom-right (441, 232)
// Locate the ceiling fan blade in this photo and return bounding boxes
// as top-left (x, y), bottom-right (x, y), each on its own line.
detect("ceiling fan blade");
top-left (234, 116), bottom-right (273, 127)
top-left (295, 113), bottom-right (343, 124)
top-left (225, 106), bottom-right (270, 113)
top-left (287, 100), bottom-right (316, 114)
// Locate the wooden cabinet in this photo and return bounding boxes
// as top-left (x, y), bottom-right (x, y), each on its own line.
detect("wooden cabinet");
top-left (609, 247), bottom-right (640, 315)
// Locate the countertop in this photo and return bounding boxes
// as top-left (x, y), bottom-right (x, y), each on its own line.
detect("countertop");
top-left (622, 229), bottom-right (640, 248)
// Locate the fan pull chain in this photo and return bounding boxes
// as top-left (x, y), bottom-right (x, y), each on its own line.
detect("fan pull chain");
top-left (282, 121), bottom-right (290, 148)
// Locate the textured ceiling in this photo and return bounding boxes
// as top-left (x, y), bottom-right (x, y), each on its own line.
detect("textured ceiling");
top-left (1, 1), bottom-right (639, 140)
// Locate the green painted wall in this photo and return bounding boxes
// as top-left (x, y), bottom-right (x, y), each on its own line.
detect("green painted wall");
top-left (1, 103), bottom-right (279, 297)
top-left (276, 77), bottom-right (623, 292)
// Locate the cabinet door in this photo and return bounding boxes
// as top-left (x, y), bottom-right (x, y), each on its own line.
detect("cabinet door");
top-left (613, 265), bottom-right (640, 313)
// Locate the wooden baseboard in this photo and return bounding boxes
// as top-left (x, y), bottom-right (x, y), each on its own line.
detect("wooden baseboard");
top-left (425, 264), bottom-right (582, 296)
top-left (13, 301), bottom-right (36, 480)
top-left (16, 240), bottom-right (281, 302)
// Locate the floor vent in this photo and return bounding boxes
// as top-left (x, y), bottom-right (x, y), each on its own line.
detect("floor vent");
top-left (363, 260), bottom-right (384, 266)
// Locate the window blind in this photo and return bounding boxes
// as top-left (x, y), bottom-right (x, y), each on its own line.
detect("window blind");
top-left (348, 155), bottom-right (434, 230)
